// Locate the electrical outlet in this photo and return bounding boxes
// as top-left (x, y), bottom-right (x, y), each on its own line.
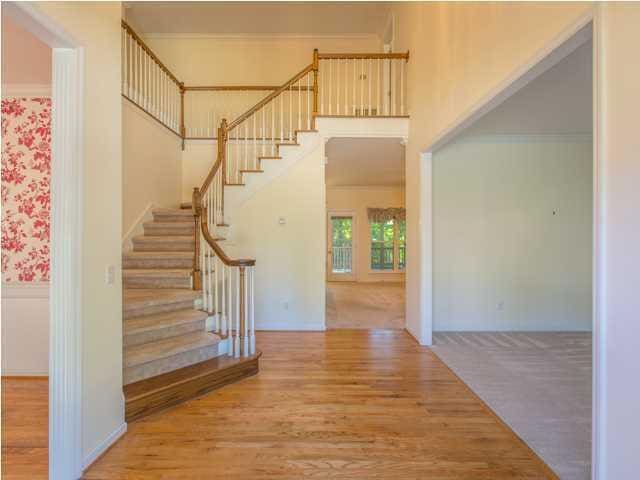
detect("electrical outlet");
top-left (283, 301), bottom-right (289, 310)
top-left (105, 265), bottom-right (115, 285)
top-left (497, 301), bottom-right (504, 311)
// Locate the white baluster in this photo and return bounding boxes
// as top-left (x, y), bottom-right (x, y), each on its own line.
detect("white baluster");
top-left (352, 59), bottom-right (356, 115)
top-left (207, 245), bottom-right (213, 318)
top-left (328, 59), bottom-right (332, 115)
top-left (289, 84), bottom-right (293, 140)
top-left (280, 95), bottom-right (284, 142)
top-left (360, 58), bottom-right (364, 115)
top-left (250, 267), bottom-right (255, 355)
top-left (368, 58), bottom-right (372, 115)
top-left (223, 264), bottom-right (229, 354)
top-left (377, 58), bottom-right (381, 116)
top-left (306, 73), bottom-right (310, 130)
top-left (392, 59), bottom-right (396, 116)
top-left (271, 100), bottom-right (275, 156)
top-left (297, 79), bottom-right (301, 131)
top-left (400, 59), bottom-right (405, 115)
top-left (243, 268), bottom-right (249, 356)
top-left (201, 238), bottom-right (207, 309)
top-left (319, 59), bottom-right (324, 115)
top-left (235, 268), bottom-right (240, 358)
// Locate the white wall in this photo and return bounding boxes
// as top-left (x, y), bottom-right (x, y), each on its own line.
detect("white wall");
top-left (225, 141), bottom-right (325, 331)
top-left (326, 186), bottom-right (405, 283)
top-left (598, 4), bottom-right (640, 477)
top-left (34, 0), bottom-right (125, 463)
top-left (433, 134), bottom-right (592, 331)
top-left (142, 35), bottom-right (381, 85)
top-left (181, 140), bottom-right (217, 202)
top-left (1, 283), bottom-right (49, 375)
top-left (123, 98), bottom-right (183, 234)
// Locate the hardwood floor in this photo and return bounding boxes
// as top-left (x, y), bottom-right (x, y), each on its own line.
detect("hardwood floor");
top-left (1, 377), bottom-right (48, 480)
top-left (326, 281), bottom-right (405, 329)
top-left (85, 330), bottom-right (557, 479)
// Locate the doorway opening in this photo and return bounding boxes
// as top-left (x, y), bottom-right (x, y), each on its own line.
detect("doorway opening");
top-left (425, 30), bottom-right (594, 480)
top-left (325, 137), bottom-right (406, 330)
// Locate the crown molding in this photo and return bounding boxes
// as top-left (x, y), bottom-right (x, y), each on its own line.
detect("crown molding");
top-left (2, 83), bottom-right (52, 97)
top-left (143, 32), bottom-right (380, 41)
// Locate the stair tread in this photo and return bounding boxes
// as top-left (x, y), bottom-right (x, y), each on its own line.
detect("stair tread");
top-left (123, 269), bottom-right (192, 278)
top-left (124, 309), bottom-right (207, 336)
top-left (124, 289), bottom-right (200, 311)
top-left (133, 235), bottom-right (194, 241)
top-left (153, 208), bottom-right (193, 216)
top-left (143, 221), bottom-right (194, 228)
top-left (123, 251), bottom-right (194, 259)
top-left (124, 331), bottom-right (221, 368)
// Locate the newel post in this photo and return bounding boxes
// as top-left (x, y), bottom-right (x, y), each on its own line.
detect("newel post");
top-left (312, 48), bottom-right (319, 128)
top-left (179, 82), bottom-right (186, 151)
top-left (192, 187), bottom-right (202, 291)
top-left (219, 118), bottom-right (228, 185)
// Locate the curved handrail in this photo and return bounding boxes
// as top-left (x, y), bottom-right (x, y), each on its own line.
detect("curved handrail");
top-left (201, 207), bottom-right (255, 267)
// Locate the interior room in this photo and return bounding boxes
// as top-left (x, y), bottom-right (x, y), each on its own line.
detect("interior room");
top-left (429, 39), bottom-right (593, 480)
top-left (325, 137), bottom-right (406, 329)
top-left (1, 13), bottom-right (52, 479)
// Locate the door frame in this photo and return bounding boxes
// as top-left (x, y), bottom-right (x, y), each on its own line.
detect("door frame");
top-left (4, 2), bottom-right (85, 478)
top-left (326, 209), bottom-right (357, 282)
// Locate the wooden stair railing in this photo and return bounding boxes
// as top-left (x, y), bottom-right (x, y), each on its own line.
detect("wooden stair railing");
top-left (121, 19), bottom-right (411, 360)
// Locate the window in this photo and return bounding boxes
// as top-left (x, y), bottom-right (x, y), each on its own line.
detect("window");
top-left (370, 219), bottom-right (406, 271)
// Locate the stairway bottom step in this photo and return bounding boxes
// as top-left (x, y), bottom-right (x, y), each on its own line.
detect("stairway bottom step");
top-left (124, 352), bottom-right (261, 422)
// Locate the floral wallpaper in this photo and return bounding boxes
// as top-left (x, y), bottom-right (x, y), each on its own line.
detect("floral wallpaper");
top-left (1, 97), bottom-right (51, 282)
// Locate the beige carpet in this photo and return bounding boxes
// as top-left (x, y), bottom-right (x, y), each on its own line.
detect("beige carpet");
top-left (432, 332), bottom-right (592, 480)
top-left (326, 281), bottom-right (405, 329)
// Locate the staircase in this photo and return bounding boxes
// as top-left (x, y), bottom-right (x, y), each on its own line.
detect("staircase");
top-left (121, 207), bottom-right (259, 421)
top-left (120, 20), bottom-right (410, 421)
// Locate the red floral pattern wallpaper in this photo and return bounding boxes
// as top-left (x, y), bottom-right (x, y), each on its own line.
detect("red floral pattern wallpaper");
top-left (1, 97), bottom-right (51, 282)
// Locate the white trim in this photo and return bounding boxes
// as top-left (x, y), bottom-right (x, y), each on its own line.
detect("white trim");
top-left (1, 282), bottom-right (50, 299)
top-left (418, 153), bottom-right (433, 346)
top-left (50, 45), bottom-right (85, 480)
top-left (327, 185), bottom-right (406, 192)
top-left (143, 32), bottom-right (380, 41)
top-left (592, 8), bottom-right (604, 480)
top-left (122, 203), bottom-right (155, 253)
top-left (82, 423), bottom-right (127, 471)
top-left (256, 323), bottom-right (326, 331)
top-left (2, 83), bottom-right (52, 97)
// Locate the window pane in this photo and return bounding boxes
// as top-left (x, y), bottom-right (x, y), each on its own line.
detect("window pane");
top-left (331, 216), bottom-right (353, 273)
top-left (370, 219), bottom-right (394, 270)
top-left (398, 220), bottom-right (406, 270)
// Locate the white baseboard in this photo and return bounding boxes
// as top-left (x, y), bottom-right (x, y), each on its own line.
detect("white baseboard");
top-left (405, 324), bottom-right (430, 346)
top-left (82, 422), bottom-right (127, 471)
top-left (256, 322), bottom-right (326, 331)
top-left (122, 203), bottom-right (155, 253)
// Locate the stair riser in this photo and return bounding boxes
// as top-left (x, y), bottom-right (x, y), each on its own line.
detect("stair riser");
top-left (124, 300), bottom-right (196, 319)
top-left (124, 343), bottom-right (220, 385)
top-left (152, 213), bottom-right (194, 223)
top-left (123, 258), bottom-right (193, 269)
top-left (124, 277), bottom-right (191, 289)
top-left (133, 241), bottom-right (194, 252)
top-left (143, 225), bottom-right (194, 236)
top-left (124, 319), bottom-right (206, 347)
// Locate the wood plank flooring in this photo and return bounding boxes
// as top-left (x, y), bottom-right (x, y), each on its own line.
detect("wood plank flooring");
top-left (84, 330), bottom-right (557, 479)
top-left (1, 377), bottom-right (48, 480)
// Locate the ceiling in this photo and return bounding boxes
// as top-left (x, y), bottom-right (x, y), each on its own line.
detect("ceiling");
top-left (124, 2), bottom-right (390, 36)
top-left (463, 40), bottom-right (593, 136)
top-left (325, 137), bottom-right (405, 187)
